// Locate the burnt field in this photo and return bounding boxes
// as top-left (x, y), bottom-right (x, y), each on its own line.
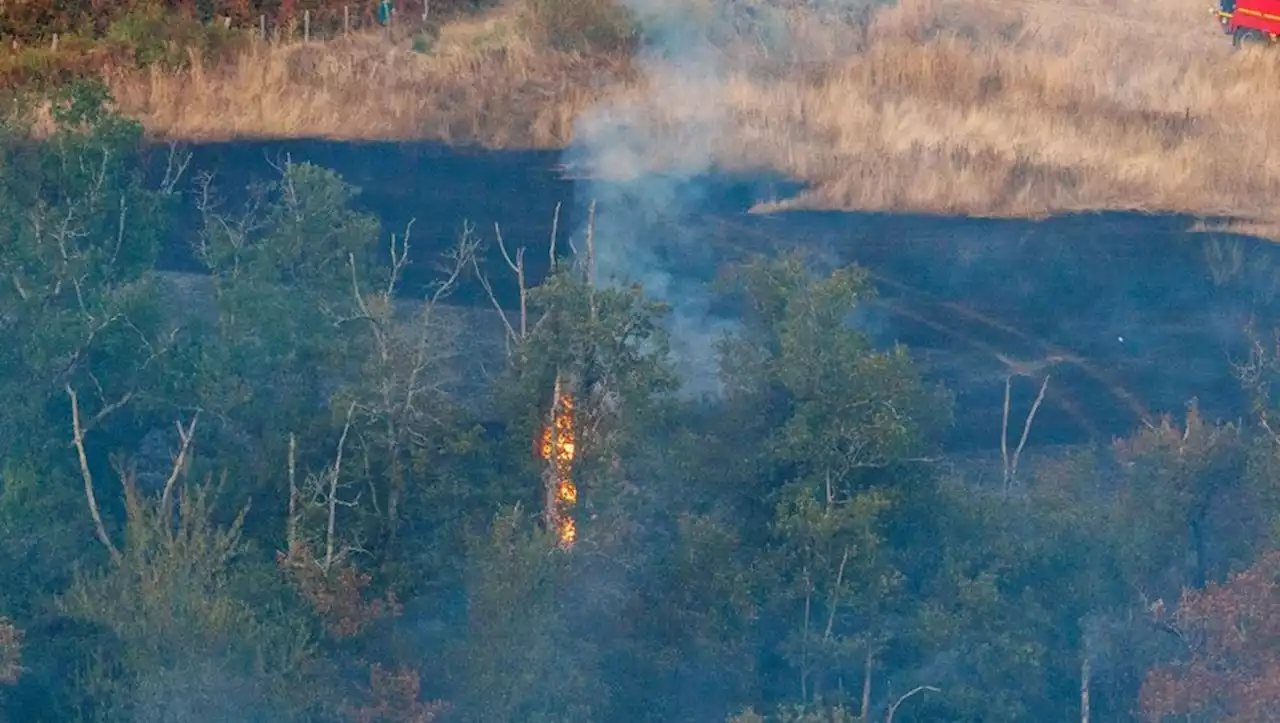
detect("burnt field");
top-left (145, 139), bottom-right (1280, 453)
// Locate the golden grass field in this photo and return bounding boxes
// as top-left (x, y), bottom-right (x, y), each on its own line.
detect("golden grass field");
top-left (102, 0), bottom-right (1280, 226)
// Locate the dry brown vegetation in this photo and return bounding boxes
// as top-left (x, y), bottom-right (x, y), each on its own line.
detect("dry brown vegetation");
top-left (107, 6), bottom-right (629, 146)
top-left (0, 617), bottom-right (20, 685)
top-left (102, 0), bottom-right (1280, 225)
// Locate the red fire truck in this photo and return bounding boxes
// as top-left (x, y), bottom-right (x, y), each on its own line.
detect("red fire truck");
top-left (1215, 0), bottom-right (1280, 46)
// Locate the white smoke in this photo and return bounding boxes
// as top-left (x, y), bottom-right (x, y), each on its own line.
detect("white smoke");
top-left (563, 2), bottom-right (745, 397)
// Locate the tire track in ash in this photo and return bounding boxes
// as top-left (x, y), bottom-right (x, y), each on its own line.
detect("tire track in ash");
top-left (861, 297), bottom-right (1102, 441)
top-left (706, 215), bottom-right (1154, 441)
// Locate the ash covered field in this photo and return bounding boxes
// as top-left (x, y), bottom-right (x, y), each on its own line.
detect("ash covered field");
top-left (148, 140), bottom-right (1273, 455)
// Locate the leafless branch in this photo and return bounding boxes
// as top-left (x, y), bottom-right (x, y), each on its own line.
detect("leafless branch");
top-left (886, 685), bottom-right (940, 723)
top-left (324, 401), bottom-right (358, 571)
top-left (470, 220), bottom-right (528, 355)
top-left (287, 432), bottom-right (298, 551)
top-left (159, 413), bottom-right (200, 525)
top-left (822, 545), bottom-right (850, 642)
top-left (1001, 376), bottom-right (1011, 494)
top-left (66, 384), bottom-right (120, 563)
top-left (1001, 374), bottom-right (1050, 496)
top-left (192, 170), bottom-right (269, 280)
top-left (1011, 374), bottom-right (1050, 488)
top-left (496, 222), bottom-right (528, 340)
top-left (158, 141), bottom-right (191, 196)
top-left (548, 204), bottom-right (559, 269)
top-left (385, 219), bottom-right (414, 298)
top-left (585, 199), bottom-right (598, 321)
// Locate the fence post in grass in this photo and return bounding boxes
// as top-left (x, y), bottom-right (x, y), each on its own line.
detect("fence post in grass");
top-left (422, 0), bottom-right (428, 24)
top-left (344, 5), bottom-right (350, 35)
top-left (304, 10), bottom-right (310, 42)
top-left (51, 34), bottom-right (58, 51)
top-left (223, 15), bottom-right (231, 29)
top-left (260, 14), bottom-right (266, 41)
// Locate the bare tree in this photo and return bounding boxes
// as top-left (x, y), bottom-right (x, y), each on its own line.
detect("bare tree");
top-left (280, 401), bottom-right (403, 640)
top-left (473, 219), bottom-right (531, 357)
top-left (322, 221), bottom-right (477, 542)
top-left (472, 202), bottom-right (576, 358)
top-left (315, 401), bottom-right (359, 573)
top-left (156, 141), bottom-right (192, 197)
top-left (67, 383), bottom-right (125, 562)
top-left (999, 370), bottom-right (1052, 497)
top-left (1080, 653), bottom-right (1091, 723)
top-left (66, 384), bottom-right (201, 563)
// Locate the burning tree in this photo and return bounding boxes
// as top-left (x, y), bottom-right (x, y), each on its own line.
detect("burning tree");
top-left (1140, 550), bottom-right (1280, 722)
top-left (539, 375), bottom-right (578, 548)
top-left (474, 202), bottom-right (676, 556)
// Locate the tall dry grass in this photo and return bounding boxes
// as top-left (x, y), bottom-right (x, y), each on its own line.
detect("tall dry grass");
top-left (108, 7), bottom-right (630, 145)
top-left (105, 0), bottom-right (1280, 225)
top-left (736, 0), bottom-right (1280, 222)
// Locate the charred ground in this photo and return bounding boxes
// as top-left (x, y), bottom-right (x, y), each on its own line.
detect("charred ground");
top-left (148, 139), bottom-right (1274, 452)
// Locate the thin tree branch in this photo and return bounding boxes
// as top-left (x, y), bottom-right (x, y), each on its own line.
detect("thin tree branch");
top-left (886, 685), bottom-right (941, 723)
top-left (325, 401), bottom-right (358, 572)
top-left (1001, 374), bottom-right (1012, 496)
top-left (287, 431), bottom-right (298, 551)
top-left (159, 413), bottom-right (200, 526)
top-left (1010, 374), bottom-right (1051, 488)
top-left (823, 546), bottom-right (850, 642)
top-left (66, 384), bottom-right (120, 563)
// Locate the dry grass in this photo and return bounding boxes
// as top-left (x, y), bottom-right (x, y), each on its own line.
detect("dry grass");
top-left (103, 0), bottom-right (1280, 226)
top-left (734, 0), bottom-right (1280, 222)
top-left (108, 7), bottom-right (630, 145)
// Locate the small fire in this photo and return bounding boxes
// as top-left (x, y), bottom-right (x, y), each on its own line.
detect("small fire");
top-left (539, 390), bottom-right (577, 548)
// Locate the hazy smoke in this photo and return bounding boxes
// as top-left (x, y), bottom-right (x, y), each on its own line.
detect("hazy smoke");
top-left (563, 1), bottom-right (750, 397)
top-left (562, 0), bottom-right (880, 393)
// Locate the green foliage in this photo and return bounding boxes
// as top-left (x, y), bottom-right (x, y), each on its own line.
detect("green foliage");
top-left (59, 478), bottom-right (315, 721)
top-left (0, 462), bottom-right (86, 618)
top-left (106, 8), bottom-right (248, 69)
top-left (448, 505), bottom-right (606, 722)
top-left (0, 77), bottom-right (173, 532)
top-left (189, 158), bottom-right (379, 428)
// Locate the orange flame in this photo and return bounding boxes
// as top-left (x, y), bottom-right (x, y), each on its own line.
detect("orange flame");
top-left (539, 392), bottom-right (577, 548)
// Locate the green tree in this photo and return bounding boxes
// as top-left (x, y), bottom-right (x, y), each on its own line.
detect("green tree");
top-left (447, 505), bottom-right (606, 723)
top-left (712, 253), bottom-right (951, 716)
top-left (57, 449), bottom-right (319, 722)
top-left (0, 86), bottom-right (183, 715)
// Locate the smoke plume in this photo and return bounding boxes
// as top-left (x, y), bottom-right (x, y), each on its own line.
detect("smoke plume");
top-left (563, 1), bottom-right (757, 396)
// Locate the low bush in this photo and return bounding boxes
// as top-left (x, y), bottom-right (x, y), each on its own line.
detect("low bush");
top-left (521, 0), bottom-right (638, 54)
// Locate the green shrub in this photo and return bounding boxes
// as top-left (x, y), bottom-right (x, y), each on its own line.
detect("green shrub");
top-left (106, 8), bottom-right (248, 69)
top-left (522, 0), bottom-right (638, 54)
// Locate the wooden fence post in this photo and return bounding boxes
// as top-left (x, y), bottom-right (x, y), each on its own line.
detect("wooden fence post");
top-left (51, 34), bottom-right (58, 51)
top-left (344, 5), bottom-right (350, 35)
top-left (259, 14), bottom-right (266, 41)
top-left (304, 10), bottom-right (310, 42)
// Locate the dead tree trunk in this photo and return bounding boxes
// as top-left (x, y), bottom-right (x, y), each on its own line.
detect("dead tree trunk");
top-left (861, 646), bottom-right (873, 721)
top-left (1081, 654), bottom-right (1091, 723)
